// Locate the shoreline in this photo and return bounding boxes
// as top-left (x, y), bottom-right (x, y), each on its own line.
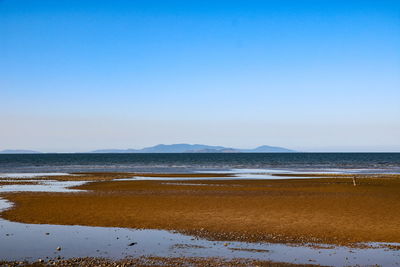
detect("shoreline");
top-left (0, 256), bottom-right (316, 267)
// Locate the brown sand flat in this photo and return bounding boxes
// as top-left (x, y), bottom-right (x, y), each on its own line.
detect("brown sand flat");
top-left (1, 175), bottom-right (400, 246)
top-left (0, 172), bottom-right (233, 182)
top-left (0, 182), bottom-right (39, 186)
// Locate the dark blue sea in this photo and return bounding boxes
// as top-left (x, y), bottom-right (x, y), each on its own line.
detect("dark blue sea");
top-left (0, 153), bottom-right (399, 173)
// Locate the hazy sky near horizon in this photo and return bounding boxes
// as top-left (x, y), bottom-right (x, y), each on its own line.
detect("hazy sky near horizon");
top-left (1, 0), bottom-right (400, 152)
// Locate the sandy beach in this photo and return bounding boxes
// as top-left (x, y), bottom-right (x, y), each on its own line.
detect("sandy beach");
top-left (2, 172), bottom-right (400, 247)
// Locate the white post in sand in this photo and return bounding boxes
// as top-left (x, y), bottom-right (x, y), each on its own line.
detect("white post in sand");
top-left (352, 176), bottom-right (357, 186)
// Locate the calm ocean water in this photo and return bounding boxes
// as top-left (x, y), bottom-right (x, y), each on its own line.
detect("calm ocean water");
top-left (0, 153), bottom-right (399, 173)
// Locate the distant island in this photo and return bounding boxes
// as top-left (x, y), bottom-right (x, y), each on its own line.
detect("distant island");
top-left (0, 144), bottom-right (295, 154)
top-left (0, 149), bottom-right (42, 154)
top-left (91, 144), bottom-right (295, 153)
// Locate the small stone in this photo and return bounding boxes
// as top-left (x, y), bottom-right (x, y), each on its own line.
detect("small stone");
top-left (128, 242), bottom-right (137, 246)
top-left (38, 258), bottom-right (44, 263)
top-left (45, 232), bottom-right (50, 235)
top-left (56, 246), bottom-right (62, 251)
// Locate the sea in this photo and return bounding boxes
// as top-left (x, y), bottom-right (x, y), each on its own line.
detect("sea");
top-left (0, 153), bottom-right (399, 174)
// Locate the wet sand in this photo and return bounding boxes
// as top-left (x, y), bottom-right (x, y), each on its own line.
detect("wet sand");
top-left (0, 172), bottom-right (234, 182)
top-left (0, 182), bottom-right (39, 186)
top-left (2, 173), bottom-right (400, 246)
top-left (0, 256), bottom-right (314, 267)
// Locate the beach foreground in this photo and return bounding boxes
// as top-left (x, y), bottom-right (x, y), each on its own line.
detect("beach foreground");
top-left (0, 256), bottom-right (316, 267)
top-left (2, 173), bottom-right (400, 247)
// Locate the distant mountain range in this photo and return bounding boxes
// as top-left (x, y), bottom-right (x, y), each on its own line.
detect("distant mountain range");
top-left (91, 144), bottom-right (295, 153)
top-left (0, 144), bottom-right (295, 154)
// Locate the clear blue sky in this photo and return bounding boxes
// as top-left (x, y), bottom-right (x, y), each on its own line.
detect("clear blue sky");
top-left (1, 0), bottom-right (399, 152)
